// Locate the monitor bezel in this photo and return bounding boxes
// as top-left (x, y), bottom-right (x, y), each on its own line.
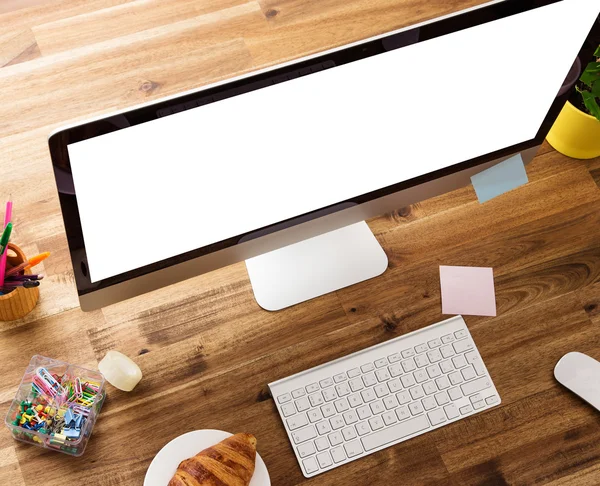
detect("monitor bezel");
top-left (49, 0), bottom-right (586, 297)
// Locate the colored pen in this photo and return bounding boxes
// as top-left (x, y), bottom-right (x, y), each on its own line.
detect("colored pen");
top-left (2, 280), bottom-right (40, 288)
top-left (0, 198), bottom-right (12, 287)
top-left (5, 274), bottom-right (44, 281)
top-left (0, 222), bottom-right (12, 256)
top-left (6, 252), bottom-right (50, 277)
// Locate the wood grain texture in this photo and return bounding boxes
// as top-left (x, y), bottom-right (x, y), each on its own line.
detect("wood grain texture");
top-left (1, 0), bottom-right (600, 485)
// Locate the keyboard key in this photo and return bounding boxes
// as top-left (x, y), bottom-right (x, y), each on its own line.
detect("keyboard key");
top-left (361, 363), bottom-right (375, 373)
top-left (401, 374), bottom-right (416, 388)
top-left (308, 409), bottom-right (323, 423)
top-left (306, 383), bottom-right (320, 394)
top-left (370, 400), bottom-right (385, 415)
top-left (388, 379), bottom-right (402, 393)
top-left (472, 400), bottom-right (485, 410)
top-left (396, 390), bottom-right (411, 405)
top-left (461, 366), bottom-right (476, 381)
top-left (460, 405), bottom-right (473, 415)
top-left (362, 415), bottom-right (430, 451)
top-left (389, 363), bottom-right (403, 377)
top-left (357, 405), bottom-right (372, 420)
top-left (402, 359), bottom-right (416, 373)
top-left (435, 391), bottom-right (450, 406)
top-left (448, 387), bottom-right (462, 401)
top-left (427, 365), bottom-right (442, 378)
top-left (362, 373), bottom-right (377, 387)
top-left (388, 353), bottom-right (402, 363)
top-left (292, 425), bottom-right (317, 444)
top-left (334, 399), bottom-right (349, 413)
top-left (320, 378), bottom-right (334, 388)
top-left (302, 456), bottom-right (319, 474)
top-left (383, 411), bottom-right (397, 426)
top-left (328, 431), bottom-right (343, 446)
top-left (376, 368), bottom-right (391, 382)
top-left (435, 376), bottom-right (450, 390)
top-left (415, 355), bottom-right (429, 368)
top-left (288, 414), bottom-right (308, 430)
top-left (281, 403), bottom-right (296, 417)
top-left (333, 373), bottom-right (347, 383)
top-left (375, 358), bottom-right (388, 368)
top-left (356, 421), bottom-right (370, 436)
top-left (422, 396), bottom-right (437, 411)
top-left (330, 416), bottom-right (345, 430)
top-left (427, 408), bottom-right (446, 426)
top-left (383, 395), bottom-right (399, 410)
top-left (317, 451), bottom-right (333, 468)
top-left (427, 349), bottom-right (442, 363)
top-left (461, 376), bottom-right (492, 396)
top-left (415, 343), bottom-right (428, 354)
top-left (323, 388), bottom-right (338, 402)
top-left (409, 386), bottom-right (424, 400)
top-left (441, 334), bottom-right (455, 344)
top-left (278, 393), bottom-right (292, 403)
top-left (414, 369), bottom-right (428, 383)
top-left (361, 388), bottom-right (376, 403)
top-left (344, 440), bottom-right (363, 458)
top-left (316, 421), bottom-right (331, 435)
top-left (343, 410), bottom-right (358, 425)
top-left (349, 378), bottom-right (364, 392)
top-left (401, 348), bottom-right (415, 358)
top-left (335, 382), bottom-right (351, 397)
top-left (453, 339), bottom-right (474, 354)
top-left (297, 441), bottom-right (316, 458)
top-left (296, 397), bottom-right (311, 412)
top-left (465, 352), bottom-right (486, 375)
top-left (454, 329), bottom-right (467, 340)
top-left (348, 393), bottom-right (363, 408)
top-left (309, 393), bottom-right (324, 407)
top-left (315, 436), bottom-right (329, 451)
top-left (292, 388), bottom-right (305, 399)
top-left (374, 384), bottom-right (389, 398)
top-left (444, 403), bottom-right (459, 420)
top-left (440, 360), bottom-right (454, 373)
top-left (396, 405), bottom-right (410, 420)
top-left (423, 381), bottom-right (437, 395)
top-left (449, 371), bottom-right (463, 385)
top-left (347, 368), bottom-right (361, 379)
top-left (428, 338), bottom-right (442, 348)
top-left (369, 416), bottom-right (384, 431)
top-left (469, 393), bottom-right (483, 404)
top-left (440, 345), bottom-right (455, 359)
top-left (452, 355), bottom-right (468, 369)
top-left (331, 446), bottom-right (346, 463)
top-left (342, 426), bottom-right (357, 441)
top-left (409, 402), bottom-right (424, 415)
top-left (486, 395), bottom-right (499, 405)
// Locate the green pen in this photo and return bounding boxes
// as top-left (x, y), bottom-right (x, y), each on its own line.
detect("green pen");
top-left (0, 222), bottom-right (12, 256)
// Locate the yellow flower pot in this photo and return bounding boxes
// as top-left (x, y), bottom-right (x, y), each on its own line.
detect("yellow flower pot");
top-left (547, 101), bottom-right (600, 159)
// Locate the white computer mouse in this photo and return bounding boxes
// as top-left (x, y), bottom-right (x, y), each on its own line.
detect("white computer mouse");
top-left (554, 352), bottom-right (600, 412)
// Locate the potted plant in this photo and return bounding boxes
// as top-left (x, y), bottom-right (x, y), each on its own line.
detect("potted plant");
top-left (547, 45), bottom-right (600, 159)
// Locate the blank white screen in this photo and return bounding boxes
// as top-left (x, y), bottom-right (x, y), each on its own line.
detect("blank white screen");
top-left (67, 0), bottom-right (599, 283)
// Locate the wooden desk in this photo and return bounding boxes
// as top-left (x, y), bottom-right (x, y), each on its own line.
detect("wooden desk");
top-left (1, 1), bottom-right (600, 484)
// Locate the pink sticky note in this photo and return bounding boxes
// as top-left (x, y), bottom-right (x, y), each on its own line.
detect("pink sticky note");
top-left (439, 265), bottom-right (497, 317)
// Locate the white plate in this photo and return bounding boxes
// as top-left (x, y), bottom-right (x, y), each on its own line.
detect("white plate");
top-left (144, 430), bottom-right (270, 486)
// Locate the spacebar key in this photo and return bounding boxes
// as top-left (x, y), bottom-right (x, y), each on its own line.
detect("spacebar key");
top-left (361, 415), bottom-right (430, 451)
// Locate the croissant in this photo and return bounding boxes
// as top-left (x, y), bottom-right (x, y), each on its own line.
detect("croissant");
top-left (168, 433), bottom-right (257, 486)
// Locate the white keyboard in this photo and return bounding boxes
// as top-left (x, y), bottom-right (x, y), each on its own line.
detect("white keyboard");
top-left (269, 315), bottom-right (501, 478)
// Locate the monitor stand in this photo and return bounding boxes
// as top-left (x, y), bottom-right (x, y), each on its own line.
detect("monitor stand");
top-left (245, 221), bottom-right (388, 311)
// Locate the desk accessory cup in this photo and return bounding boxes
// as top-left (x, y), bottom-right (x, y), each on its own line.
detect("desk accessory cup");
top-left (0, 243), bottom-right (40, 321)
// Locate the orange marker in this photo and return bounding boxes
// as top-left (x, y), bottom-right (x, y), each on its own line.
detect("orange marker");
top-left (6, 252), bottom-right (50, 277)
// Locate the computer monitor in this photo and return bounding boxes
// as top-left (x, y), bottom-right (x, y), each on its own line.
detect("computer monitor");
top-left (49, 0), bottom-right (599, 311)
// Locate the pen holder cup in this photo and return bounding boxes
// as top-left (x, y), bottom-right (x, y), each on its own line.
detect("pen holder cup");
top-left (0, 243), bottom-right (40, 321)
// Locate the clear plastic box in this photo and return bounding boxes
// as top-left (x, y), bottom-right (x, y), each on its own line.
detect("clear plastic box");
top-left (4, 355), bottom-right (106, 456)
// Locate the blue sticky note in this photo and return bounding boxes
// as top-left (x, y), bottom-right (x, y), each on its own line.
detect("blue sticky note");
top-left (471, 154), bottom-right (528, 203)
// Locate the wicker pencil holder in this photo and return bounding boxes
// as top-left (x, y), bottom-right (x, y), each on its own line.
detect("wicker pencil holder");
top-left (0, 243), bottom-right (40, 321)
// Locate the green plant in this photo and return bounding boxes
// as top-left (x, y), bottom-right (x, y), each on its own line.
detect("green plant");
top-left (576, 45), bottom-right (600, 121)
